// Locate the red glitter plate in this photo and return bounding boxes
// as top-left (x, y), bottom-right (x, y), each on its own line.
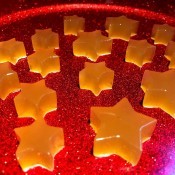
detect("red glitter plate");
top-left (0, 4), bottom-right (175, 175)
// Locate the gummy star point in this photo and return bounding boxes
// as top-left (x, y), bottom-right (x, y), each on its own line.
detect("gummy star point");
top-left (152, 24), bottom-right (175, 45)
top-left (105, 15), bottom-right (139, 41)
top-left (125, 39), bottom-right (156, 67)
top-left (14, 118), bottom-right (64, 172)
top-left (90, 97), bottom-right (157, 165)
top-left (165, 41), bottom-right (175, 68)
top-left (32, 29), bottom-right (59, 51)
top-left (0, 38), bottom-right (26, 64)
top-left (64, 15), bottom-right (85, 36)
top-left (27, 49), bottom-right (60, 77)
top-left (14, 80), bottom-right (57, 119)
top-left (0, 62), bottom-right (20, 100)
top-left (73, 30), bottom-right (112, 61)
top-left (141, 70), bottom-right (175, 118)
top-left (79, 62), bottom-right (114, 96)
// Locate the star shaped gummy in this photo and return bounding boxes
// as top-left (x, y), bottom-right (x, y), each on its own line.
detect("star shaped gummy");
top-left (79, 62), bottom-right (114, 96)
top-left (165, 41), bottom-right (175, 68)
top-left (151, 24), bottom-right (175, 46)
top-left (0, 62), bottom-right (20, 100)
top-left (14, 118), bottom-right (64, 172)
top-left (105, 15), bottom-right (139, 41)
top-left (141, 70), bottom-right (175, 118)
top-left (64, 15), bottom-right (85, 36)
top-left (0, 38), bottom-right (26, 64)
top-left (73, 30), bottom-right (113, 62)
top-left (125, 39), bottom-right (156, 67)
top-left (90, 97), bottom-right (157, 165)
top-left (14, 80), bottom-right (57, 119)
top-left (32, 29), bottom-right (59, 51)
top-left (27, 49), bottom-right (60, 77)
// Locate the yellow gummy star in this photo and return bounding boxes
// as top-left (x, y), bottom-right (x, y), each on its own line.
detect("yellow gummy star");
top-left (0, 38), bottom-right (26, 64)
top-left (14, 80), bottom-right (57, 119)
top-left (165, 41), bottom-right (175, 68)
top-left (90, 97), bottom-right (157, 165)
top-left (79, 62), bottom-right (114, 96)
top-left (73, 30), bottom-right (113, 62)
top-left (64, 15), bottom-right (85, 36)
top-left (105, 15), bottom-right (139, 41)
top-left (27, 49), bottom-right (60, 77)
top-left (32, 29), bottom-right (59, 51)
top-left (0, 62), bottom-right (20, 100)
top-left (125, 39), bottom-right (156, 67)
top-left (141, 69), bottom-right (175, 118)
top-left (152, 24), bottom-right (175, 46)
top-left (15, 117), bottom-right (64, 172)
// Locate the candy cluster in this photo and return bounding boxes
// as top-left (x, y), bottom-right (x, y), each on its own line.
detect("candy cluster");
top-left (0, 14), bottom-right (175, 172)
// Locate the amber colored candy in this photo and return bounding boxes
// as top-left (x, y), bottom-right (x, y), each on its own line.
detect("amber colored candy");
top-left (27, 49), bottom-right (60, 77)
top-left (152, 24), bottom-right (175, 46)
top-left (14, 118), bottom-right (64, 172)
top-left (64, 15), bottom-right (85, 36)
top-left (79, 62), bottom-right (114, 96)
top-left (125, 39), bottom-right (156, 67)
top-left (73, 30), bottom-right (112, 62)
top-left (0, 38), bottom-right (26, 64)
top-left (90, 97), bottom-right (157, 166)
top-left (32, 29), bottom-right (59, 51)
top-left (164, 41), bottom-right (175, 68)
top-left (105, 16), bottom-right (139, 41)
top-left (14, 80), bottom-right (57, 119)
top-left (141, 70), bottom-right (175, 118)
top-left (0, 62), bottom-right (20, 100)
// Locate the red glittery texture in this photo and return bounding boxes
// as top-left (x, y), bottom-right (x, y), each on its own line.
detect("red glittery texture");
top-left (0, 4), bottom-right (175, 175)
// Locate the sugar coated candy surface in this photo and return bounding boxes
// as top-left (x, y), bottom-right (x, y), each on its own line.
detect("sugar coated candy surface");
top-left (14, 118), bottom-right (64, 172)
top-left (0, 62), bottom-right (20, 100)
top-left (141, 70), bottom-right (175, 118)
top-left (32, 29), bottom-right (59, 50)
top-left (165, 41), bottom-right (175, 68)
top-left (27, 49), bottom-right (60, 77)
top-left (0, 38), bottom-right (26, 64)
top-left (90, 98), bottom-right (157, 166)
top-left (14, 80), bottom-right (57, 119)
top-left (64, 15), bottom-right (85, 36)
top-left (125, 39), bottom-right (156, 67)
top-left (73, 30), bottom-right (112, 62)
top-left (105, 16), bottom-right (139, 41)
top-left (79, 62), bottom-right (114, 96)
top-left (151, 24), bottom-right (175, 46)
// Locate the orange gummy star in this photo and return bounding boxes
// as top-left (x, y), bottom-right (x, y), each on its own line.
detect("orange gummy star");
top-left (125, 39), bottom-right (156, 67)
top-left (32, 29), bottom-right (59, 51)
top-left (0, 62), bottom-right (20, 100)
top-left (14, 118), bottom-right (64, 172)
top-left (79, 62), bottom-right (114, 96)
top-left (73, 30), bottom-right (113, 61)
top-left (151, 24), bottom-right (175, 45)
top-left (64, 15), bottom-right (85, 36)
top-left (27, 49), bottom-right (60, 77)
top-left (14, 80), bottom-right (57, 119)
top-left (165, 41), bottom-right (175, 68)
top-left (105, 16), bottom-right (139, 41)
top-left (141, 70), bottom-right (175, 118)
top-left (0, 38), bottom-right (26, 64)
top-left (90, 98), bottom-right (157, 165)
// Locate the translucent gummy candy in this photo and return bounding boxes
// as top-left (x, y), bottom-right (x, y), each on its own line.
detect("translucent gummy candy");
top-left (90, 98), bottom-right (157, 165)
top-left (64, 15), bottom-right (85, 36)
top-left (73, 30), bottom-right (112, 62)
top-left (79, 62), bottom-right (114, 96)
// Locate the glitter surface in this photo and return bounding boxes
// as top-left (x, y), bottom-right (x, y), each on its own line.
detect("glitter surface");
top-left (0, 3), bottom-right (175, 175)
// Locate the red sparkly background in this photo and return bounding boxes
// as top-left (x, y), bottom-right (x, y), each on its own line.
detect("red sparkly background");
top-left (0, 1), bottom-right (175, 175)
